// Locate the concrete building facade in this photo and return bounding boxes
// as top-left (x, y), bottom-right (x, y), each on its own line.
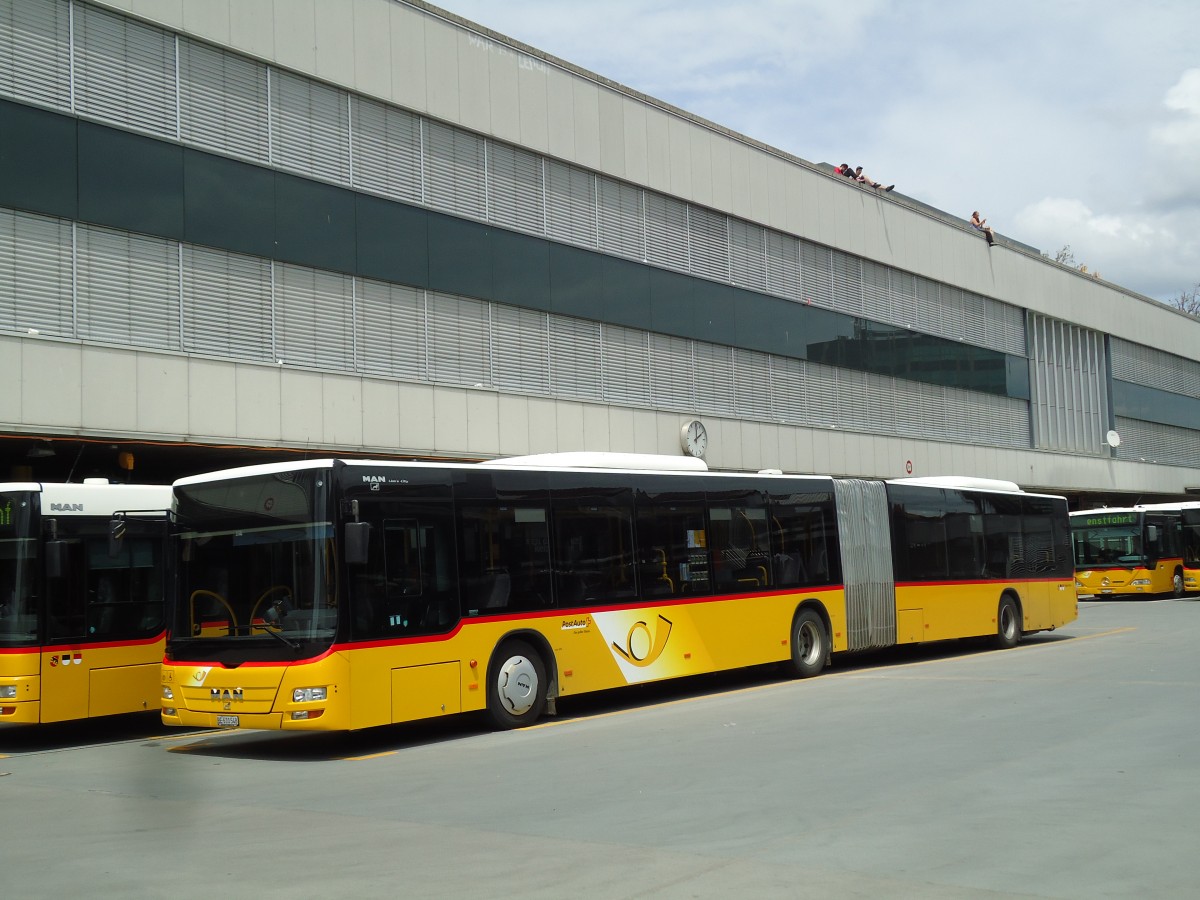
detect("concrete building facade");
top-left (2, 0), bottom-right (1199, 498)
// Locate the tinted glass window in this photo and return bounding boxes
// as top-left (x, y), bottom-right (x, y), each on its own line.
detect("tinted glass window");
top-left (458, 502), bottom-right (552, 615)
top-left (768, 491), bottom-right (837, 587)
top-left (348, 498), bottom-right (458, 638)
top-left (551, 486), bottom-right (636, 606)
top-left (635, 490), bottom-right (709, 597)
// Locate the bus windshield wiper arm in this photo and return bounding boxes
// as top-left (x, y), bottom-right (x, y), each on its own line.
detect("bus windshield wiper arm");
top-left (251, 622), bottom-right (301, 650)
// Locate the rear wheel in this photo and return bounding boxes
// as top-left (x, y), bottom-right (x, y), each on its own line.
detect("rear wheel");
top-left (486, 640), bottom-right (547, 729)
top-left (995, 595), bottom-right (1021, 649)
top-left (786, 608), bottom-right (828, 678)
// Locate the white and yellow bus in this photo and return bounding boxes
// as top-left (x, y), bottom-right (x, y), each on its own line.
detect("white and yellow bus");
top-left (161, 454), bottom-right (1076, 732)
top-left (1070, 504), bottom-right (1200, 599)
top-left (0, 480), bottom-right (173, 723)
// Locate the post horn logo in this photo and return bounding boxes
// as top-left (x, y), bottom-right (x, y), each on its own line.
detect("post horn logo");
top-left (612, 614), bottom-right (673, 667)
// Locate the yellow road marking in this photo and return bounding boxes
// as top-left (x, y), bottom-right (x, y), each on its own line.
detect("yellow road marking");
top-left (343, 750), bottom-right (398, 761)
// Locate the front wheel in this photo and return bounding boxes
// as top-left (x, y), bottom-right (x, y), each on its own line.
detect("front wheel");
top-left (1172, 568), bottom-right (1185, 598)
top-left (486, 640), bottom-right (547, 729)
top-left (786, 608), bottom-right (829, 678)
top-left (995, 595), bottom-right (1021, 649)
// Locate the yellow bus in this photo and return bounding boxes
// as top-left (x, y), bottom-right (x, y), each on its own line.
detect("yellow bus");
top-left (0, 480), bottom-right (173, 724)
top-left (161, 454), bottom-right (1076, 732)
top-left (1070, 505), bottom-right (1198, 599)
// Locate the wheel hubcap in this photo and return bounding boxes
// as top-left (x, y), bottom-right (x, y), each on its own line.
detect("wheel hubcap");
top-left (496, 654), bottom-right (538, 715)
top-left (797, 621), bottom-right (821, 665)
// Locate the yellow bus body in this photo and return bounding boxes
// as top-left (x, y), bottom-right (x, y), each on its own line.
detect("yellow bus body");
top-left (1, 635), bottom-right (163, 724)
top-left (1074, 557), bottom-right (1183, 598)
top-left (164, 574), bottom-right (1073, 732)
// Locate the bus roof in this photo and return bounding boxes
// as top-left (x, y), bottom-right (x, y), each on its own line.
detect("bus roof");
top-left (478, 452), bottom-right (708, 472)
top-left (888, 475), bottom-right (1023, 493)
top-left (32, 481), bottom-right (173, 517)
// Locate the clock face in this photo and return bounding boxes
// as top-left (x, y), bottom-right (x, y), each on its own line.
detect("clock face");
top-left (681, 420), bottom-right (707, 458)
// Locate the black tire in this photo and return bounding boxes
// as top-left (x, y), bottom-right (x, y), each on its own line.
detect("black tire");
top-left (486, 640), bottom-right (547, 729)
top-left (1172, 568), bottom-right (1185, 599)
top-left (995, 595), bottom-right (1021, 649)
top-left (786, 608), bottom-right (828, 678)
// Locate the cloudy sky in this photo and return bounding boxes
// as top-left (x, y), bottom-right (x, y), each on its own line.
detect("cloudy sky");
top-left (439, 0), bottom-right (1200, 304)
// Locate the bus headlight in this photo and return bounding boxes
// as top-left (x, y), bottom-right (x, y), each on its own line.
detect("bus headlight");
top-left (1131, 578), bottom-right (1151, 586)
top-left (162, 686), bottom-right (174, 700)
top-left (163, 708), bottom-right (177, 717)
top-left (293, 687), bottom-right (327, 703)
top-left (0, 686), bottom-right (16, 699)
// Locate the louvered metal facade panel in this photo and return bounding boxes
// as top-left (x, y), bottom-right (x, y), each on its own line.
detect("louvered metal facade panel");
top-left (1028, 312), bottom-right (1108, 455)
top-left (765, 230), bottom-right (801, 301)
top-left (694, 342), bottom-right (736, 416)
top-left (270, 69), bottom-right (349, 185)
top-left (350, 96), bottom-right (422, 205)
top-left (860, 259), bottom-right (890, 321)
top-left (769, 355), bottom-right (806, 424)
top-left (830, 249), bottom-right (862, 316)
top-left (0, 0), bottom-right (70, 109)
top-left (648, 333), bottom-right (694, 410)
top-left (74, 3), bottom-right (175, 137)
top-left (801, 361), bottom-right (839, 427)
top-left (0, 208), bottom-right (73, 337)
top-left (546, 160), bottom-right (596, 247)
top-left (274, 263), bottom-right (354, 370)
top-left (989, 301), bottom-right (1027, 357)
top-left (799, 241), bottom-right (833, 308)
top-left (1114, 417), bottom-right (1200, 469)
top-left (181, 245), bottom-right (272, 362)
top-left (601, 324), bottom-right (651, 406)
top-left (734, 348), bottom-right (774, 421)
top-left (686, 205), bottom-right (727, 282)
top-left (549, 315), bottom-right (602, 401)
top-left (962, 290), bottom-right (989, 346)
top-left (729, 219), bottom-right (766, 291)
top-left (492, 303), bottom-right (550, 393)
top-left (597, 177), bottom-right (644, 260)
top-left (355, 278), bottom-right (425, 379)
top-left (426, 291), bottom-right (490, 386)
top-left (423, 120), bottom-right (486, 220)
top-left (1111, 337), bottom-right (1200, 397)
top-left (76, 224), bottom-right (179, 349)
top-left (178, 39), bottom-right (269, 164)
top-left (644, 193), bottom-right (689, 272)
top-left (833, 478), bottom-right (895, 651)
top-left (488, 143), bottom-right (544, 235)
top-left (907, 275), bottom-right (943, 336)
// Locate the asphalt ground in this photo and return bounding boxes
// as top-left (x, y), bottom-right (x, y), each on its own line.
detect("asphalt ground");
top-left (2, 597), bottom-right (1197, 899)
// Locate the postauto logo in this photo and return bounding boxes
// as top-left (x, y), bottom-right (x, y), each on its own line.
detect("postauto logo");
top-left (592, 611), bottom-right (676, 683)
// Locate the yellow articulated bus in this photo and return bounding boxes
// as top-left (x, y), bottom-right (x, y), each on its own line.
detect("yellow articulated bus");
top-left (1070, 504), bottom-right (1200, 599)
top-left (161, 454), bottom-right (1076, 732)
top-left (0, 480), bottom-right (173, 724)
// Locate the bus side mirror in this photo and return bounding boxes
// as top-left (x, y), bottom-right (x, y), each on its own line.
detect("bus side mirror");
top-left (108, 517), bottom-right (126, 558)
top-left (1147, 525), bottom-right (1158, 542)
top-left (345, 521), bottom-right (370, 565)
top-left (46, 541), bottom-right (68, 578)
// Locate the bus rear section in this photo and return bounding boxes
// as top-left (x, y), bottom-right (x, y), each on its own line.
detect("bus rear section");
top-left (1070, 508), bottom-right (1185, 599)
top-left (0, 481), bottom-right (172, 724)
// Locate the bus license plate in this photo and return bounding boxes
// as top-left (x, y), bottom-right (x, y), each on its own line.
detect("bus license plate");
top-left (216, 715), bottom-right (239, 728)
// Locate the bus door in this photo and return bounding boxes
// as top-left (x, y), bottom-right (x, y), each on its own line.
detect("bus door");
top-left (1181, 510), bottom-right (1200, 592)
top-left (41, 529), bottom-right (89, 721)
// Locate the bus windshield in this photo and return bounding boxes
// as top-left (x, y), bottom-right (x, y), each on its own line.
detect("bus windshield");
top-left (1071, 518), bottom-right (1145, 567)
top-left (0, 491), bottom-right (37, 647)
top-left (171, 471), bottom-right (337, 660)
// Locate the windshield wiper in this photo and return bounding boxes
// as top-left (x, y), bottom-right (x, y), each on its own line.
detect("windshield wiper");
top-left (251, 622), bottom-right (301, 650)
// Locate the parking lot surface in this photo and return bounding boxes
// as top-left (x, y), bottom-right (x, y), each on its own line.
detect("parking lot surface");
top-left (2, 598), bottom-right (1198, 899)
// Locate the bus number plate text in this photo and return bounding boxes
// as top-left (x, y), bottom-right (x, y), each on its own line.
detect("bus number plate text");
top-left (216, 715), bottom-right (239, 728)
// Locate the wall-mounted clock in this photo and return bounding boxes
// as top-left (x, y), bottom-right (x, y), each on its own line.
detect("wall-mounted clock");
top-left (680, 419), bottom-right (708, 459)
